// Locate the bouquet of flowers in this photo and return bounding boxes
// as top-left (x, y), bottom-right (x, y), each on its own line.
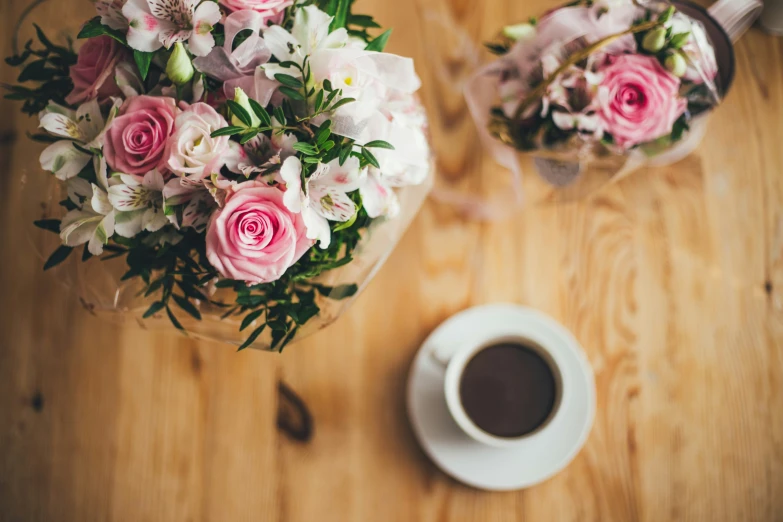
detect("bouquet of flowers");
top-left (466, 0), bottom-right (727, 189)
top-left (5, 0), bottom-right (432, 351)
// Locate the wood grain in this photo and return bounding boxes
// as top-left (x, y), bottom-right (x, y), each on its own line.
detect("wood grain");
top-left (1, 0), bottom-right (782, 520)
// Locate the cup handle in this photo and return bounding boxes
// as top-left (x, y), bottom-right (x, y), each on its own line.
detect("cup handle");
top-left (708, 0), bottom-right (764, 42)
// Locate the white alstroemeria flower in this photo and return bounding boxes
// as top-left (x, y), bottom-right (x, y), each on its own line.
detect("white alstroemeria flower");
top-left (59, 157), bottom-right (116, 255)
top-left (359, 168), bottom-right (400, 219)
top-left (122, 0), bottom-right (221, 56)
top-left (108, 170), bottom-right (169, 237)
top-left (96, 0), bottom-right (129, 30)
top-left (263, 5), bottom-right (349, 79)
top-left (162, 177), bottom-right (216, 231)
top-left (280, 156), bottom-right (364, 248)
top-left (38, 98), bottom-right (120, 180)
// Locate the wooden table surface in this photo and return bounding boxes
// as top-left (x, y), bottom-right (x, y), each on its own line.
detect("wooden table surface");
top-left (1, 0), bottom-right (782, 520)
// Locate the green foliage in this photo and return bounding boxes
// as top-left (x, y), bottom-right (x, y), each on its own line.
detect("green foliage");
top-left (3, 25), bottom-right (76, 115)
top-left (365, 29), bottom-right (392, 52)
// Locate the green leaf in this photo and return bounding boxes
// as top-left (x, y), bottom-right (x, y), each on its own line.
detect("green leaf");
top-left (332, 209), bottom-right (358, 232)
top-left (238, 324), bottom-right (266, 351)
top-left (273, 106), bottom-right (286, 125)
top-left (240, 129), bottom-right (260, 144)
top-left (77, 17), bottom-right (127, 44)
top-left (363, 140), bottom-right (395, 150)
top-left (314, 89), bottom-right (324, 112)
top-left (33, 219), bottom-right (61, 233)
top-left (303, 157), bottom-right (321, 164)
top-left (293, 142), bottom-right (318, 155)
top-left (362, 148), bottom-right (380, 169)
top-left (274, 73), bottom-right (303, 89)
top-left (248, 98), bottom-right (272, 126)
top-left (133, 50), bottom-right (154, 81)
top-left (166, 306), bottom-right (186, 331)
top-left (274, 326), bottom-right (298, 352)
top-left (327, 283), bottom-right (359, 300)
top-left (143, 301), bottom-right (165, 319)
top-left (316, 126), bottom-right (331, 145)
top-left (328, 97), bottom-right (356, 111)
top-left (339, 143), bottom-right (353, 165)
top-left (330, 0), bottom-right (351, 30)
top-left (236, 294), bottom-right (266, 307)
top-left (173, 294), bottom-right (202, 320)
top-left (227, 99), bottom-right (253, 126)
top-left (81, 244), bottom-right (93, 262)
top-left (365, 29), bottom-right (392, 52)
top-left (43, 245), bottom-right (73, 270)
top-left (278, 86), bottom-right (305, 101)
top-left (348, 14), bottom-right (381, 29)
top-left (210, 125), bottom-right (245, 137)
top-left (240, 309), bottom-right (265, 331)
top-left (215, 279), bottom-right (237, 288)
top-left (323, 79), bottom-right (333, 92)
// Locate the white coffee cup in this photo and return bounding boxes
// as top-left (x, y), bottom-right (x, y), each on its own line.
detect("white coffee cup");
top-left (432, 333), bottom-right (568, 448)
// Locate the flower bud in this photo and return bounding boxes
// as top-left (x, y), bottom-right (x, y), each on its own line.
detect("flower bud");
top-left (166, 42), bottom-right (194, 86)
top-left (502, 23), bottom-right (536, 42)
top-left (664, 52), bottom-right (688, 77)
top-left (232, 87), bottom-right (261, 128)
top-left (642, 27), bottom-right (667, 53)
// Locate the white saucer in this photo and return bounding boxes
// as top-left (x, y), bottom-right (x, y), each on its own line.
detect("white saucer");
top-left (406, 304), bottom-right (596, 491)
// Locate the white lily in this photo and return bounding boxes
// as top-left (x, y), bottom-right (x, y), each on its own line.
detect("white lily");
top-left (59, 159), bottom-right (116, 255)
top-left (38, 98), bottom-right (120, 180)
top-left (280, 156), bottom-right (364, 248)
top-left (108, 170), bottom-right (169, 237)
top-left (122, 0), bottom-right (221, 56)
top-left (358, 168), bottom-right (400, 219)
top-left (263, 5), bottom-right (349, 79)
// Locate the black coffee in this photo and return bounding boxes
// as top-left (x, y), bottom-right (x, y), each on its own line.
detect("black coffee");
top-left (459, 342), bottom-right (558, 438)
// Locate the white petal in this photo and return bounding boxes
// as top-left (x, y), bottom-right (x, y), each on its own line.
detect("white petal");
top-left (316, 157), bottom-right (364, 192)
top-left (108, 183), bottom-right (145, 211)
top-left (188, 31), bottom-right (215, 57)
top-left (39, 113), bottom-right (85, 141)
top-left (280, 156), bottom-right (303, 213)
top-left (91, 184), bottom-right (115, 215)
top-left (123, 0), bottom-right (164, 52)
top-left (94, 156), bottom-right (111, 192)
top-left (143, 208), bottom-right (169, 232)
top-left (40, 141), bottom-right (91, 180)
top-left (313, 188), bottom-right (356, 222)
top-left (67, 177), bottom-right (92, 208)
top-left (302, 205), bottom-right (331, 248)
top-left (39, 101), bottom-right (76, 119)
top-left (360, 171), bottom-right (399, 218)
top-left (76, 99), bottom-right (105, 142)
top-left (60, 210), bottom-right (101, 247)
top-left (114, 210), bottom-right (144, 237)
top-left (143, 169), bottom-right (165, 191)
top-left (552, 111), bottom-right (576, 130)
top-left (88, 212), bottom-right (116, 255)
top-left (263, 26), bottom-right (302, 65)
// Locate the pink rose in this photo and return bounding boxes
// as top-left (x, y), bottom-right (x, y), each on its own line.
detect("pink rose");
top-left (206, 182), bottom-right (312, 284)
top-left (218, 0), bottom-right (293, 24)
top-left (104, 96), bottom-right (178, 174)
top-left (65, 36), bottom-right (126, 105)
top-left (597, 54), bottom-right (687, 148)
top-left (166, 103), bottom-right (236, 180)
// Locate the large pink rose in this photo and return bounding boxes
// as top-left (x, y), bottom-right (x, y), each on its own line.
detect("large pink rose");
top-left (597, 54), bottom-right (687, 148)
top-left (65, 36), bottom-right (126, 105)
top-left (104, 96), bottom-right (178, 174)
top-left (218, 0), bottom-right (293, 24)
top-left (206, 182), bottom-right (312, 284)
